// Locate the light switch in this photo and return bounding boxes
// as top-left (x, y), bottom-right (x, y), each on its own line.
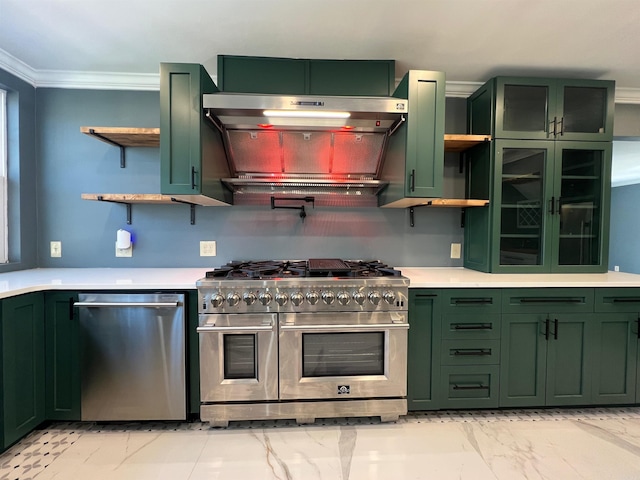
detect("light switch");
top-left (50, 241), bottom-right (62, 257)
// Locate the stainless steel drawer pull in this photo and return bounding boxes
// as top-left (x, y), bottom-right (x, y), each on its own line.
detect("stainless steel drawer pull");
top-left (74, 302), bottom-right (181, 308)
top-left (196, 325), bottom-right (274, 333)
top-left (280, 323), bottom-right (409, 332)
top-left (453, 323), bottom-right (492, 330)
top-left (452, 349), bottom-right (491, 356)
top-left (452, 383), bottom-right (489, 391)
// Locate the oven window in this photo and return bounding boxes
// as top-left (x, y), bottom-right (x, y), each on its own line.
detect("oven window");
top-left (223, 334), bottom-right (257, 379)
top-left (302, 332), bottom-right (384, 377)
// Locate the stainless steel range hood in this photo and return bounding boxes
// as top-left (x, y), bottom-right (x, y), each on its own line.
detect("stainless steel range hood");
top-left (202, 93), bottom-right (408, 206)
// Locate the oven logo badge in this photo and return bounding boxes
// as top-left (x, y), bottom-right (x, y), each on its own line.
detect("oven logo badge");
top-left (337, 385), bottom-right (351, 395)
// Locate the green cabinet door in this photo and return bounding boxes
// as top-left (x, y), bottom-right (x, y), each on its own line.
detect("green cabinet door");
top-left (44, 292), bottom-right (80, 420)
top-left (590, 313), bottom-right (637, 405)
top-left (500, 313), bottom-right (547, 407)
top-left (160, 63), bottom-right (232, 206)
top-left (469, 77), bottom-right (615, 142)
top-left (407, 290), bottom-right (441, 410)
top-left (545, 314), bottom-right (592, 406)
top-left (217, 55), bottom-right (307, 94)
top-left (217, 55), bottom-right (395, 96)
top-left (1, 293), bottom-right (45, 449)
top-left (379, 70), bottom-right (446, 207)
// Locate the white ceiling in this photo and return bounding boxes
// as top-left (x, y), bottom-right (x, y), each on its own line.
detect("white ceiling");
top-left (1, 0), bottom-right (639, 184)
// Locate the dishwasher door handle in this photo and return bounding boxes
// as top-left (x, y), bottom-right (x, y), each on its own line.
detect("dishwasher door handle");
top-left (197, 325), bottom-right (274, 333)
top-left (74, 302), bottom-right (181, 308)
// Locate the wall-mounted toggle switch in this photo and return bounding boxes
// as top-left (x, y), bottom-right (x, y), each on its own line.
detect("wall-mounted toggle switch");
top-left (50, 241), bottom-right (62, 258)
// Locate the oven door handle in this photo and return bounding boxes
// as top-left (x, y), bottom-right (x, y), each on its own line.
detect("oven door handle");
top-left (280, 323), bottom-right (409, 332)
top-left (196, 325), bottom-right (274, 333)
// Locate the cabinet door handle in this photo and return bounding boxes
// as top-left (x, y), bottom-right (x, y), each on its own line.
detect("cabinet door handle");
top-left (549, 196), bottom-right (555, 214)
top-left (410, 169), bottom-right (415, 192)
top-left (452, 349), bottom-right (492, 356)
top-left (612, 298), bottom-right (640, 303)
top-left (191, 166), bottom-right (197, 190)
top-left (550, 116), bottom-right (558, 137)
top-left (452, 383), bottom-right (489, 391)
top-left (553, 319), bottom-right (559, 340)
top-left (453, 323), bottom-right (492, 331)
top-left (558, 117), bottom-right (564, 136)
top-left (520, 298), bottom-right (582, 304)
top-left (416, 294), bottom-right (438, 298)
top-left (637, 318), bottom-right (640, 340)
top-left (545, 318), bottom-right (550, 340)
top-left (452, 298), bottom-right (493, 305)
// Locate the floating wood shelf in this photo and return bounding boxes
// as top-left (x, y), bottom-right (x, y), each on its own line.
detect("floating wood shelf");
top-left (418, 199), bottom-right (489, 208)
top-left (444, 134), bottom-right (491, 152)
top-left (81, 194), bottom-right (197, 225)
top-left (80, 127), bottom-right (160, 147)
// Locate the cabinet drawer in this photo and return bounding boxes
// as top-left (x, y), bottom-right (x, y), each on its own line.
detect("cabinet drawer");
top-left (502, 288), bottom-right (594, 313)
top-left (439, 365), bottom-right (499, 409)
top-left (440, 289), bottom-right (502, 314)
top-left (595, 288), bottom-right (640, 313)
top-left (441, 339), bottom-right (500, 366)
top-left (442, 314), bottom-right (500, 339)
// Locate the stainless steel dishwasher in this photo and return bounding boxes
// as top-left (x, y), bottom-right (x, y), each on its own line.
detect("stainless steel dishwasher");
top-left (75, 293), bottom-right (186, 421)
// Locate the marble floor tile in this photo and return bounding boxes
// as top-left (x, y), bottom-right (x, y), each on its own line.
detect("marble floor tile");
top-left (3, 408), bottom-right (640, 480)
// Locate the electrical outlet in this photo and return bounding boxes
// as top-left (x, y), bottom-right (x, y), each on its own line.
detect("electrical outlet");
top-left (450, 243), bottom-right (461, 259)
top-left (115, 243), bottom-right (133, 257)
top-left (50, 241), bottom-right (62, 257)
top-left (200, 241), bottom-right (217, 256)
top-left (614, 265), bottom-right (620, 272)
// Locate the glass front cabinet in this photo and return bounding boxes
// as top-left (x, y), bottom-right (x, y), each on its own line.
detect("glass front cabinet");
top-left (464, 139), bottom-right (611, 273)
top-left (468, 77), bottom-right (616, 142)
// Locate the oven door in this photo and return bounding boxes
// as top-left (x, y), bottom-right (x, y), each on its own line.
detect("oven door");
top-left (198, 313), bottom-right (278, 402)
top-left (278, 312), bottom-right (408, 400)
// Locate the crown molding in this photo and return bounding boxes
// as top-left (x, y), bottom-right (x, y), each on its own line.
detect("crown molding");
top-left (2, 48), bottom-right (640, 103)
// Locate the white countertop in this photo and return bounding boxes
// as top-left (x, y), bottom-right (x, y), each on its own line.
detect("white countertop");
top-left (1, 267), bottom-right (640, 300)
top-left (0, 268), bottom-right (209, 299)
top-left (400, 267), bottom-right (640, 288)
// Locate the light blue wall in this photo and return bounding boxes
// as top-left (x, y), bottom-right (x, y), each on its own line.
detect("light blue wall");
top-left (609, 183), bottom-right (640, 274)
top-left (0, 68), bottom-right (38, 272)
top-left (36, 88), bottom-right (467, 268)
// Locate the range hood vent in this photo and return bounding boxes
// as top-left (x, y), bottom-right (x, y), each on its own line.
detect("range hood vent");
top-left (202, 93), bottom-right (408, 204)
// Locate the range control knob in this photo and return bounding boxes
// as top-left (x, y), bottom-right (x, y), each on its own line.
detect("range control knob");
top-left (369, 291), bottom-right (382, 306)
top-left (226, 292), bottom-right (240, 307)
top-left (306, 291), bottom-right (320, 305)
top-left (383, 291), bottom-right (396, 305)
top-left (337, 292), bottom-right (351, 305)
top-left (243, 292), bottom-right (257, 306)
top-left (275, 293), bottom-right (288, 306)
top-left (290, 292), bottom-right (304, 306)
top-left (211, 294), bottom-right (225, 308)
top-left (322, 291), bottom-right (336, 305)
top-left (353, 291), bottom-right (366, 305)
top-left (258, 292), bottom-right (272, 306)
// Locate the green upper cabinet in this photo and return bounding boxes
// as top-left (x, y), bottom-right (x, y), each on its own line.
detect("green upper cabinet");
top-left (1, 293), bottom-right (45, 449)
top-left (217, 55), bottom-right (395, 96)
top-left (464, 139), bottom-right (611, 273)
top-left (468, 77), bottom-right (615, 142)
top-left (379, 70), bottom-right (446, 207)
top-left (160, 63), bottom-right (232, 206)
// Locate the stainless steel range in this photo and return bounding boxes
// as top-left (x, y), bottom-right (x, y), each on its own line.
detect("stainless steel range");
top-left (196, 259), bottom-right (409, 427)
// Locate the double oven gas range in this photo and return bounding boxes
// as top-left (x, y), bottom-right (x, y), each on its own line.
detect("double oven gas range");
top-left (196, 259), bottom-right (409, 427)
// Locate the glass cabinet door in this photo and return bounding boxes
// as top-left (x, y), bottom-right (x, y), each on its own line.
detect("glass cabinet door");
top-left (493, 141), bottom-right (553, 271)
top-left (494, 78), bottom-right (555, 140)
top-left (557, 80), bottom-right (615, 141)
top-left (551, 142), bottom-right (611, 271)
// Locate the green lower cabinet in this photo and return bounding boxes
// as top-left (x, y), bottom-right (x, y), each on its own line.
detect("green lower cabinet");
top-left (439, 365), bottom-right (500, 409)
top-left (1, 293), bottom-right (45, 449)
top-left (500, 313), bottom-right (592, 407)
top-left (186, 290), bottom-right (200, 417)
top-left (44, 292), bottom-right (81, 420)
top-left (590, 314), bottom-right (637, 404)
top-left (407, 290), bottom-right (441, 410)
